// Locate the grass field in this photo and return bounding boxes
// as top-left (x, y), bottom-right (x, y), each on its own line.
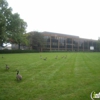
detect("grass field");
top-left (0, 52), bottom-right (100, 100)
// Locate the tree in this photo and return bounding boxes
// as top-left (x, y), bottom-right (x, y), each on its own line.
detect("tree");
top-left (9, 13), bottom-right (27, 49)
top-left (0, 0), bottom-right (12, 46)
top-left (0, 0), bottom-right (27, 49)
top-left (28, 31), bottom-right (45, 51)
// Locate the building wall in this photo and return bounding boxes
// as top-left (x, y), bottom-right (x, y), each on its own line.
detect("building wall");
top-left (42, 32), bottom-right (97, 51)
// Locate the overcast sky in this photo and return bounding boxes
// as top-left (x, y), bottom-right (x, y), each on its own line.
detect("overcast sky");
top-left (7, 0), bottom-right (100, 40)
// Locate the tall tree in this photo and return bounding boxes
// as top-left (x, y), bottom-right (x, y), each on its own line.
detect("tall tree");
top-left (0, 0), bottom-right (27, 49)
top-left (9, 13), bottom-right (27, 49)
top-left (28, 31), bottom-right (45, 51)
top-left (0, 0), bottom-right (12, 46)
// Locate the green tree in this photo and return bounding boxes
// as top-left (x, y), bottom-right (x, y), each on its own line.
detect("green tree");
top-left (28, 31), bottom-right (45, 51)
top-left (0, 0), bottom-right (12, 46)
top-left (9, 13), bottom-right (27, 49)
top-left (0, 0), bottom-right (27, 49)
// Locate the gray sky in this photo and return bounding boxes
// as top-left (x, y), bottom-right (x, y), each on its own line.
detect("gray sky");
top-left (7, 0), bottom-right (100, 40)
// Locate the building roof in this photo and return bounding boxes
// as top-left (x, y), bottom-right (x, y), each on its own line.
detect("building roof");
top-left (42, 31), bottom-right (97, 41)
top-left (29, 31), bottom-right (97, 41)
top-left (42, 31), bottom-right (79, 38)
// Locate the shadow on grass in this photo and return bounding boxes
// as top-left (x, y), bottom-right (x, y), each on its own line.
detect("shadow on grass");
top-left (14, 78), bottom-right (23, 83)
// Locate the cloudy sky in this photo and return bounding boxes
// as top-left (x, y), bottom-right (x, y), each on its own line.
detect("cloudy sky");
top-left (7, 0), bottom-right (100, 40)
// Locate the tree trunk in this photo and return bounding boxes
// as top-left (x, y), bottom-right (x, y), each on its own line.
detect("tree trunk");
top-left (18, 42), bottom-right (20, 50)
top-left (40, 47), bottom-right (42, 52)
top-left (0, 42), bottom-right (3, 47)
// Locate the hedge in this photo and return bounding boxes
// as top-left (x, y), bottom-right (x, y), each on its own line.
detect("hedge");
top-left (0, 50), bottom-right (39, 54)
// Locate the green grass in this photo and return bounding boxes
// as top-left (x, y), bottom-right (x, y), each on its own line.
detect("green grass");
top-left (0, 52), bottom-right (100, 100)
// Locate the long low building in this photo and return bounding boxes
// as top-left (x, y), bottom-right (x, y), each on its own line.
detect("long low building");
top-left (41, 31), bottom-right (97, 51)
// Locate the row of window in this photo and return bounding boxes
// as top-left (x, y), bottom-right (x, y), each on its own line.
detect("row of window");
top-left (46, 42), bottom-right (96, 46)
top-left (45, 37), bottom-right (96, 45)
top-left (44, 36), bottom-right (97, 49)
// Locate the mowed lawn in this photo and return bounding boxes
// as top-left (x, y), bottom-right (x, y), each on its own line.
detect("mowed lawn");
top-left (0, 52), bottom-right (100, 100)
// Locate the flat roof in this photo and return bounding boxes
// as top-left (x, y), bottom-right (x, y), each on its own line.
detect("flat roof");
top-left (42, 31), bottom-right (79, 38)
